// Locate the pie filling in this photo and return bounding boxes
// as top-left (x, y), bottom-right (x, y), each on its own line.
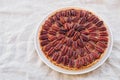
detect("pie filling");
top-left (39, 8), bottom-right (109, 70)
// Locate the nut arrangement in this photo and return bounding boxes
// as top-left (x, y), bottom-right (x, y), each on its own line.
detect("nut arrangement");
top-left (39, 8), bottom-right (109, 70)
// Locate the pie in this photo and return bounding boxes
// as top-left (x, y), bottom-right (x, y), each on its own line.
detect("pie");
top-left (38, 8), bottom-right (109, 70)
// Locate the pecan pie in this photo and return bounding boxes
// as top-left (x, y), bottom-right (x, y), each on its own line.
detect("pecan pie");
top-left (39, 8), bottom-right (109, 70)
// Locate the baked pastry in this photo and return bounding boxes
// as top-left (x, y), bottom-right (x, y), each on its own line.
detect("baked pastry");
top-left (39, 8), bottom-right (109, 70)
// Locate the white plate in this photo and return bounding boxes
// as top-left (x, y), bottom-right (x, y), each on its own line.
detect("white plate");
top-left (34, 8), bottom-right (113, 75)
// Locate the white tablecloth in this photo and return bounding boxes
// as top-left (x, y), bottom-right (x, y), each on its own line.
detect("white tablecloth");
top-left (0, 0), bottom-right (120, 80)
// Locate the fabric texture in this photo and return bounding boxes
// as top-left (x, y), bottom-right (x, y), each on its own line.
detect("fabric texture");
top-left (0, 0), bottom-right (120, 80)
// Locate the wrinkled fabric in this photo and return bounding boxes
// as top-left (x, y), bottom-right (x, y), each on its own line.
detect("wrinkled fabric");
top-left (0, 0), bottom-right (120, 80)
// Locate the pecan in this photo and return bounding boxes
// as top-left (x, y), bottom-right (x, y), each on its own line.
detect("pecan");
top-left (80, 10), bottom-right (84, 17)
top-left (56, 21), bottom-right (63, 27)
top-left (67, 49), bottom-right (73, 58)
top-left (81, 34), bottom-right (89, 42)
top-left (89, 32), bottom-right (98, 36)
top-left (61, 38), bottom-right (67, 44)
top-left (40, 40), bottom-right (49, 46)
top-left (67, 29), bottom-right (75, 37)
top-left (66, 39), bottom-right (72, 47)
top-left (73, 32), bottom-right (79, 41)
top-left (42, 24), bottom-right (49, 30)
top-left (85, 23), bottom-right (92, 28)
top-left (99, 31), bottom-right (108, 36)
top-left (67, 17), bottom-right (72, 23)
top-left (95, 46), bottom-right (104, 53)
top-left (83, 57), bottom-right (89, 66)
top-left (68, 59), bottom-right (74, 67)
top-left (60, 17), bottom-right (65, 24)
top-left (59, 29), bottom-right (67, 35)
top-left (72, 41), bottom-right (78, 50)
top-left (64, 23), bottom-right (71, 31)
top-left (55, 13), bottom-right (60, 20)
top-left (52, 53), bottom-right (59, 61)
top-left (88, 26), bottom-right (97, 32)
top-left (61, 11), bottom-right (66, 16)
top-left (78, 48), bottom-right (85, 57)
top-left (98, 26), bottom-right (106, 31)
top-left (63, 56), bottom-right (69, 65)
top-left (52, 25), bottom-right (60, 31)
top-left (56, 55), bottom-right (63, 64)
top-left (40, 35), bottom-right (48, 40)
top-left (88, 53), bottom-right (94, 62)
top-left (98, 37), bottom-right (108, 42)
top-left (49, 17), bottom-right (54, 23)
top-left (77, 38), bottom-right (84, 48)
top-left (55, 43), bottom-right (63, 50)
top-left (48, 35), bottom-right (56, 41)
top-left (79, 17), bottom-right (87, 24)
top-left (61, 46), bottom-right (68, 56)
top-left (45, 20), bottom-right (52, 27)
top-left (91, 52), bottom-right (100, 59)
top-left (48, 30), bottom-right (56, 35)
top-left (85, 46), bottom-right (90, 54)
top-left (72, 51), bottom-right (78, 59)
top-left (87, 15), bottom-right (95, 22)
top-left (70, 9), bottom-right (76, 16)
top-left (51, 40), bottom-right (59, 46)
top-left (96, 21), bottom-right (103, 27)
top-left (44, 44), bottom-right (52, 51)
top-left (76, 59), bottom-right (81, 68)
top-left (75, 25), bottom-right (85, 32)
top-left (97, 41), bottom-right (107, 48)
top-left (89, 36), bottom-right (98, 42)
top-left (40, 30), bottom-right (47, 35)
top-left (82, 30), bottom-right (89, 35)
top-left (92, 17), bottom-right (99, 24)
top-left (87, 41), bottom-right (95, 49)
top-left (57, 34), bottom-right (65, 40)
top-left (80, 58), bottom-right (85, 66)
top-left (47, 47), bottom-right (55, 56)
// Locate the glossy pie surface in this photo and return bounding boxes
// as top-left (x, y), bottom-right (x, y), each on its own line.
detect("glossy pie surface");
top-left (39, 8), bottom-right (109, 70)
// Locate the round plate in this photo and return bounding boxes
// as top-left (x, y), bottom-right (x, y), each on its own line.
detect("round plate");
top-left (34, 8), bottom-right (113, 75)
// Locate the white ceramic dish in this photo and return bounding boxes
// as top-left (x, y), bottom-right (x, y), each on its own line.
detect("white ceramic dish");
top-left (34, 8), bottom-right (113, 75)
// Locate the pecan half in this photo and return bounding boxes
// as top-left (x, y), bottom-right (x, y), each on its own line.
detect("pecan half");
top-left (96, 21), bottom-right (103, 27)
top-left (52, 53), bottom-right (59, 61)
top-left (40, 40), bottom-right (49, 46)
top-left (40, 35), bottom-right (48, 40)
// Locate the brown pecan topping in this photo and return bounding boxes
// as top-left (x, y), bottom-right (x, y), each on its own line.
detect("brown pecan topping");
top-left (66, 39), bottom-right (72, 47)
top-left (98, 26), bottom-right (106, 31)
top-left (88, 26), bottom-right (97, 32)
top-left (67, 29), bottom-right (75, 37)
top-left (68, 59), bottom-right (74, 67)
top-left (73, 32), bottom-right (79, 41)
top-left (40, 40), bottom-right (49, 46)
top-left (40, 30), bottom-right (47, 35)
top-left (40, 35), bottom-right (48, 40)
top-left (96, 21), bottom-right (103, 27)
top-left (56, 55), bottom-right (63, 64)
top-left (61, 46), bottom-right (68, 56)
top-left (98, 37), bottom-right (108, 42)
top-left (77, 38), bottom-right (84, 48)
top-left (52, 25), bottom-right (60, 31)
top-left (81, 34), bottom-right (89, 42)
top-left (97, 41), bottom-right (107, 48)
top-left (99, 31), bottom-right (108, 36)
top-left (63, 56), bottom-right (69, 65)
top-left (52, 53), bottom-right (59, 61)
top-left (48, 47), bottom-right (55, 56)
top-left (95, 46), bottom-right (104, 53)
